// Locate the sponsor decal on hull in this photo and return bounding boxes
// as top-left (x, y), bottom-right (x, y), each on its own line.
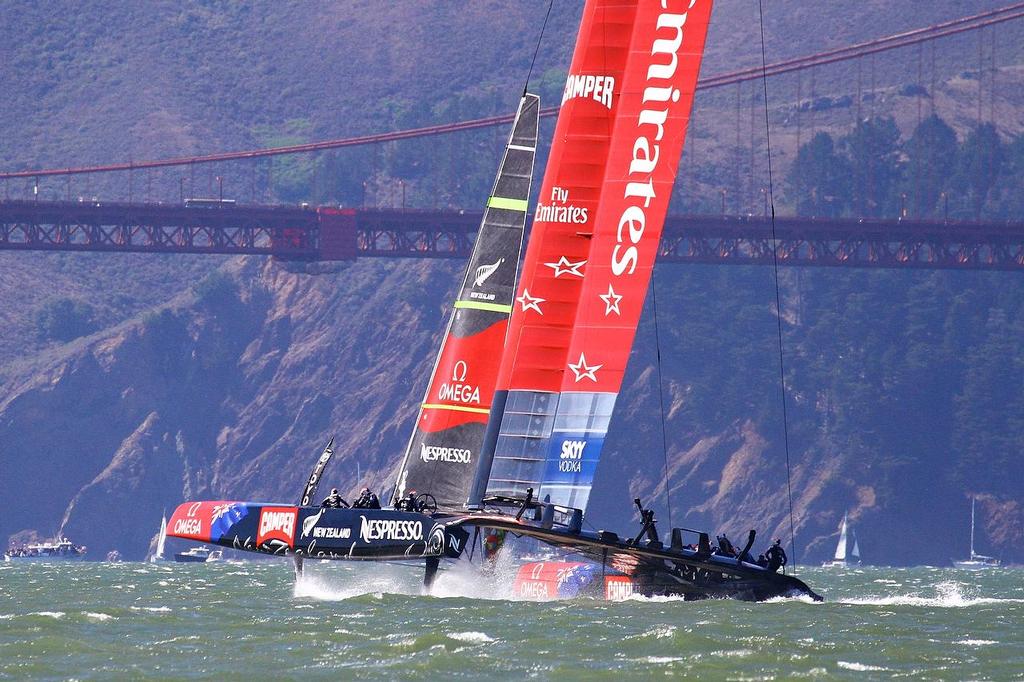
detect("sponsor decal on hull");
top-left (257, 507), bottom-right (297, 548)
top-left (604, 576), bottom-right (634, 601)
top-left (299, 508), bottom-right (352, 541)
top-left (167, 500), bottom-right (241, 543)
top-left (513, 562), bottom-right (598, 600)
top-left (358, 515), bottom-right (424, 544)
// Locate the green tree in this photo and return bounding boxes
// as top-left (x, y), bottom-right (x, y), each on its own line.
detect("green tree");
top-left (905, 115), bottom-right (958, 218)
top-left (843, 117), bottom-right (903, 218)
top-left (952, 308), bottom-right (1021, 494)
top-left (34, 298), bottom-right (96, 342)
top-left (989, 133), bottom-right (1024, 220)
top-left (785, 132), bottom-right (852, 217)
top-left (954, 124), bottom-right (1004, 219)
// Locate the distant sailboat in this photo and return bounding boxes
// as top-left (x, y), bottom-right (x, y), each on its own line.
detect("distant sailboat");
top-left (822, 513), bottom-right (861, 568)
top-left (149, 512), bottom-right (167, 563)
top-left (953, 497), bottom-right (1000, 569)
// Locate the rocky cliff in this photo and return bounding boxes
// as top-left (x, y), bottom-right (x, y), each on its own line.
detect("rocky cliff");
top-left (3, 256), bottom-right (1021, 565)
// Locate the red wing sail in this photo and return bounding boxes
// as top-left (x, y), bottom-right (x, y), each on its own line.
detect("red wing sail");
top-left (391, 94), bottom-right (540, 510)
top-left (473, 0), bottom-right (714, 511)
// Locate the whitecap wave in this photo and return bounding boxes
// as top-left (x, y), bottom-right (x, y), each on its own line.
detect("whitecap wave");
top-left (959, 639), bottom-right (997, 647)
top-left (449, 631), bottom-right (494, 644)
top-left (85, 612), bottom-right (115, 621)
top-left (763, 593), bottom-right (821, 605)
top-left (841, 581), bottom-right (1024, 608)
top-left (31, 611), bottom-right (65, 619)
top-left (838, 661), bottom-right (888, 672)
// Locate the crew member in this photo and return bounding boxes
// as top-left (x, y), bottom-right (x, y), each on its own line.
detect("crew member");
top-left (765, 538), bottom-right (788, 572)
top-left (321, 488), bottom-right (348, 509)
top-left (715, 534), bottom-right (737, 558)
top-left (395, 489), bottom-right (419, 512)
top-left (353, 487), bottom-right (381, 509)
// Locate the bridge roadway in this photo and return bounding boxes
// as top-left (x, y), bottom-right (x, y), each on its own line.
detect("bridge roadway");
top-left (2, 200), bottom-right (1024, 271)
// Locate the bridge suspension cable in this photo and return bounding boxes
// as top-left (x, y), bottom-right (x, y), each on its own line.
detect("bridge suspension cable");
top-left (2, 2), bottom-right (1023, 180)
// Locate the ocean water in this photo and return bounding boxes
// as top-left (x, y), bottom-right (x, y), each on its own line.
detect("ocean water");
top-left (1, 560), bottom-right (1021, 680)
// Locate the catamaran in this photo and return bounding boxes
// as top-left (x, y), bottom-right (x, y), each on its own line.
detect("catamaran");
top-left (168, 0), bottom-right (820, 602)
top-left (953, 497), bottom-right (1000, 569)
top-left (822, 512), bottom-right (860, 568)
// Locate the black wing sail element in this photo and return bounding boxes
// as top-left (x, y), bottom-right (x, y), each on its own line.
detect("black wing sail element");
top-left (299, 437), bottom-right (335, 506)
top-left (390, 94), bottom-right (540, 510)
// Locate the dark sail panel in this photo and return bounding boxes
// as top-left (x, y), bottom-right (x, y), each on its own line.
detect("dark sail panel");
top-left (390, 94), bottom-right (539, 510)
top-left (299, 438), bottom-right (335, 506)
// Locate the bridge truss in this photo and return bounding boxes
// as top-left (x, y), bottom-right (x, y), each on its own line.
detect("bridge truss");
top-left (3, 201), bottom-right (1024, 271)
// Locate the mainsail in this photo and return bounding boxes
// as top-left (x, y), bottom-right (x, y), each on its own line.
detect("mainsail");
top-left (390, 94), bottom-right (540, 510)
top-left (834, 513), bottom-right (849, 561)
top-left (154, 513), bottom-right (167, 561)
top-left (470, 0), bottom-right (714, 510)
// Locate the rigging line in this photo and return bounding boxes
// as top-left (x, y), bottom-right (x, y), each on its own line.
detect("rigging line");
top-left (758, 0), bottom-right (798, 568)
top-left (651, 271), bottom-right (674, 530)
top-left (524, 0), bottom-right (555, 95)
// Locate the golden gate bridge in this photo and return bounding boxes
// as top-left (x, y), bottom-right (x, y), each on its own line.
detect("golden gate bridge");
top-left (2, 3), bottom-right (1024, 270)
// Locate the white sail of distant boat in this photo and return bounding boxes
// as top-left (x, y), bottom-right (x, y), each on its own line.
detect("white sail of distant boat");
top-left (953, 496), bottom-right (1000, 569)
top-left (150, 512), bottom-right (167, 563)
top-left (823, 512), bottom-right (861, 567)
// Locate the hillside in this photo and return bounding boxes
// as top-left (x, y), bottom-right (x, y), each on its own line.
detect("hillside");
top-left (2, 1), bottom-right (1024, 565)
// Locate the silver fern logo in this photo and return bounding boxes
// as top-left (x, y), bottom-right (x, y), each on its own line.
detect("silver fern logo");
top-left (473, 258), bottom-right (503, 287)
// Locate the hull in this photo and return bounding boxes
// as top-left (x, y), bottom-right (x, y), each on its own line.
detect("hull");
top-left (166, 501), bottom-right (468, 561)
top-left (173, 552), bottom-right (210, 563)
top-left (4, 553), bottom-right (86, 562)
top-left (513, 560), bottom-right (813, 602)
top-left (455, 514), bottom-right (822, 602)
top-left (821, 559), bottom-right (860, 568)
top-left (953, 560), bottom-right (1000, 569)
top-left (167, 500), bottom-right (819, 601)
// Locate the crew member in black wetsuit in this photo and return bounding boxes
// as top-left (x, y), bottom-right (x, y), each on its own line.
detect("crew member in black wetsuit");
top-left (395, 489), bottom-right (419, 512)
top-left (321, 488), bottom-right (348, 508)
top-left (765, 538), bottom-right (788, 572)
top-left (352, 487), bottom-right (381, 509)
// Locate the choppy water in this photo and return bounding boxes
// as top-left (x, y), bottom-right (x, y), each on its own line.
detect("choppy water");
top-left (1, 560), bottom-right (1021, 680)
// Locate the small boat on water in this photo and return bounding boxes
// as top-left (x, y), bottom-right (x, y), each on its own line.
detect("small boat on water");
top-left (4, 537), bottom-right (87, 562)
top-left (822, 512), bottom-right (861, 568)
top-left (953, 497), bottom-right (1000, 569)
top-left (173, 546), bottom-right (222, 563)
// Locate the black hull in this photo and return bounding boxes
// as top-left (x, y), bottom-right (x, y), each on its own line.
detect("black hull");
top-left (452, 513), bottom-right (822, 603)
top-left (167, 501), bottom-right (821, 602)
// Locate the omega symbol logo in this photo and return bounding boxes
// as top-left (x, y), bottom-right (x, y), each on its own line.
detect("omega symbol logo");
top-left (452, 360), bottom-right (468, 382)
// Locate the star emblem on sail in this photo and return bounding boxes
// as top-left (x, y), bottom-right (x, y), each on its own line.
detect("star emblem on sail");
top-left (599, 284), bottom-right (622, 316)
top-left (516, 288), bottom-right (545, 315)
top-left (568, 352), bottom-right (603, 383)
top-left (543, 256), bottom-right (587, 278)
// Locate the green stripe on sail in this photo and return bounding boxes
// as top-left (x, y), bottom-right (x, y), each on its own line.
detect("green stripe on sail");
top-left (421, 403), bottom-right (491, 415)
top-left (454, 300), bottom-right (512, 313)
top-left (487, 196), bottom-right (529, 212)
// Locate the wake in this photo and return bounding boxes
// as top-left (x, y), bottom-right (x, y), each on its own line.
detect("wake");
top-left (291, 553), bottom-right (526, 602)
